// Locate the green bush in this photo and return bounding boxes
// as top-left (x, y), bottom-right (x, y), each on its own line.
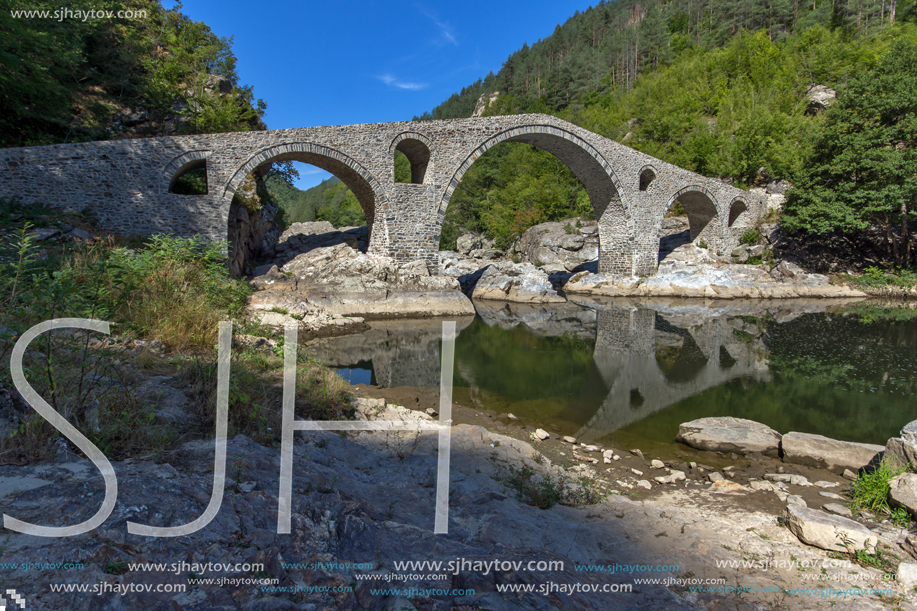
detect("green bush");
top-left (740, 229), bottom-right (761, 245)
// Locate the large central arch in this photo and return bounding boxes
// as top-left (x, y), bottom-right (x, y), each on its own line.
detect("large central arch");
top-left (438, 125), bottom-right (638, 275)
top-left (222, 142), bottom-right (391, 254)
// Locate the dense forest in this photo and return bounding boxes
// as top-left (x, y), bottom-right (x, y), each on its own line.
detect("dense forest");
top-left (0, 0), bottom-right (265, 147)
top-left (413, 0), bottom-right (917, 261)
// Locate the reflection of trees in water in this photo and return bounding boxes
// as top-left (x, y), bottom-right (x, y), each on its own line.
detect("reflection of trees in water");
top-left (306, 300), bottom-right (917, 446)
top-left (453, 321), bottom-right (595, 401)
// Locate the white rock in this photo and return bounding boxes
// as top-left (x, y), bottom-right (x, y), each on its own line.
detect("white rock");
top-left (819, 491), bottom-right (844, 500)
top-left (631, 469), bottom-right (643, 476)
top-left (889, 473), bottom-right (917, 517)
top-left (814, 481), bottom-right (839, 488)
top-left (637, 480), bottom-right (652, 490)
top-left (898, 563), bottom-right (917, 590)
top-left (676, 417), bottom-right (781, 455)
top-left (708, 472), bottom-right (725, 483)
top-left (787, 495), bottom-right (807, 507)
top-left (781, 432), bottom-right (884, 473)
top-left (822, 503), bottom-right (852, 518)
top-left (785, 505), bottom-right (878, 552)
top-left (534, 429), bottom-right (550, 441)
top-left (562, 436), bottom-right (577, 444)
top-left (651, 460), bottom-right (665, 469)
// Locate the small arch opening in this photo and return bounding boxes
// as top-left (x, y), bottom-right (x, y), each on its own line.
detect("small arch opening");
top-left (629, 388), bottom-right (645, 409)
top-left (394, 138), bottom-right (430, 184)
top-left (659, 188), bottom-right (719, 261)
top-left (639, 167), bottom-right (656, 191)
top-left (719, 345), bottom-right (737, 368)
top-left (728, 199), bottom-right (748, 227)
top-left (169, 160), bottom-right (208, 194)
top-left (658, 199), bottom-right (691, 261)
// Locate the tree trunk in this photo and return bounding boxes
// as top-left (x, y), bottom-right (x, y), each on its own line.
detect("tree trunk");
top-left (900, 201), bottom-right (911, 267)
top-left (884, 214), bottom-right (900, 265)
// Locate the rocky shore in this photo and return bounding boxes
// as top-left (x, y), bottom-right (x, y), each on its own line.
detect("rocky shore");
top-left (246, 219), bottom-right (864, 331)
top-left (5, 386), bottom-right (917, 611)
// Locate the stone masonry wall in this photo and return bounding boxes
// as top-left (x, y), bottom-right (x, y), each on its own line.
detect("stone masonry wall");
top-left (0, 114), bottom-right (766, 276)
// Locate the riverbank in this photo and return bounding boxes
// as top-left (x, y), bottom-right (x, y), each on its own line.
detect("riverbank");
top-left (245, 220), bottom-right (868, 332)
top-left (350, 386), bottom-right (917, 610)
top-left (2, 381), bottom-right (913, 610)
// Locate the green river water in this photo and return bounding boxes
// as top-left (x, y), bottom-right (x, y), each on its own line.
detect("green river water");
top-left (306, 299), bottom-right (917, 452)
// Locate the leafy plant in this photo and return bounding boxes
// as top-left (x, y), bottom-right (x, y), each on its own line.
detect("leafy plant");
top-left (740, 229), bottom-right (761, 245)
top-left (850, 462), bottom-right (905, 515)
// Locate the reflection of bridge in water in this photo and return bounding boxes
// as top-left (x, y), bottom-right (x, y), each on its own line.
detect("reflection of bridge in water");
top-left (307, 300), bottom-right (779, 437)
top-left (575, 303), bottom-right (770, 442)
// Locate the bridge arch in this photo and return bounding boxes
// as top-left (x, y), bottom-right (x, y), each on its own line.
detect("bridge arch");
top-left (727, 196), bottom-right (752, 234)
top-left (162, 150), bottom-right (211, 194)
top-left (438, 125), bottom-right (636, 274)
top-left (638, 165), bottom-right (657, 192)
top-left (664, 186), bottom-right (721, 250)
top-left (222, 142), bottom-right (391, 253)
top-left (389, 131), bottom-right (433, 184)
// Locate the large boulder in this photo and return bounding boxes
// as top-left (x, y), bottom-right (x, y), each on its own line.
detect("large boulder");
top-left (676, 417), bottom-right (781, 456)
top-left (886, 420), bottom-right (917, 471)
top-left (884, 437), bottom-right (917, 471)
top-left (781, 432), bottom-right (884, 473)
top-left (889, 473), bottom-right (917, 517)
top-left (471, 262), bottom-right (566, 303)
top-left (516, 219), bottom-right (599, 272)
top-left (784, 505), bottom-right (877, 552)
top-left (456, 233), bottom-right (493, 256)
top-left (806, 84), bottom-right (836, 113)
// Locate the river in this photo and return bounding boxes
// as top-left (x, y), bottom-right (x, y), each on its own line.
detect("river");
top-left (305, 298), bottom-right (917, 453)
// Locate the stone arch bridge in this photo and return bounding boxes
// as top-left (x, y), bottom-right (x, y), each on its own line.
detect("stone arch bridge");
top-left (0, 114), bottom-right (764, 276)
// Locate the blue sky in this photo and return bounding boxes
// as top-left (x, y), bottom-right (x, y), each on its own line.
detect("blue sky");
top-left (169, 0), bottom-right (593, 188)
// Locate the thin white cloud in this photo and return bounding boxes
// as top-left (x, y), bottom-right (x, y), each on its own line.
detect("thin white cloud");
top-left (377, 73), bottom-right (427, 91)
top-left (414, 4), bottom-right (458, 46)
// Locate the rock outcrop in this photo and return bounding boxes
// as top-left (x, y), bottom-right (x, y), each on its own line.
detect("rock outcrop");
top-left (250, 240), bottom-right (475, 322)
top-left (564, 261), bottom-right (866, 299)
top-left (439, 254), bottom-right (565, 303)
top-left (514, 219), bottom-right (599, 273)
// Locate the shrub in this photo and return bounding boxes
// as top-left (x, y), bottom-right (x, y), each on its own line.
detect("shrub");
top-left (740, 228), bottom-right (760, 245)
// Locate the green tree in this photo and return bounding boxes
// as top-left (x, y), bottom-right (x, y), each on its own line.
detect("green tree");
top-left (782, 38), bottom-right (917, 267)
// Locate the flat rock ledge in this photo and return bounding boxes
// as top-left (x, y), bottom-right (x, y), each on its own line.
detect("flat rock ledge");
top-left (676, 417), bottom-right (781, 456)
top-left (564, 263), bottom-right (866, 300)
top-left (781, 432), bottom-right (884, 473)
top-left (785, 505), bottom-right (878, 552)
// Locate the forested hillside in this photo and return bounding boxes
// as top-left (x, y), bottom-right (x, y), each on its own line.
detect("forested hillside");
top-left (0, 0), bottom-right (265, 147)
top-left (260, 0), bottom-right (916, 257)
top-left (412, 0), bottom-right (917, 257)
